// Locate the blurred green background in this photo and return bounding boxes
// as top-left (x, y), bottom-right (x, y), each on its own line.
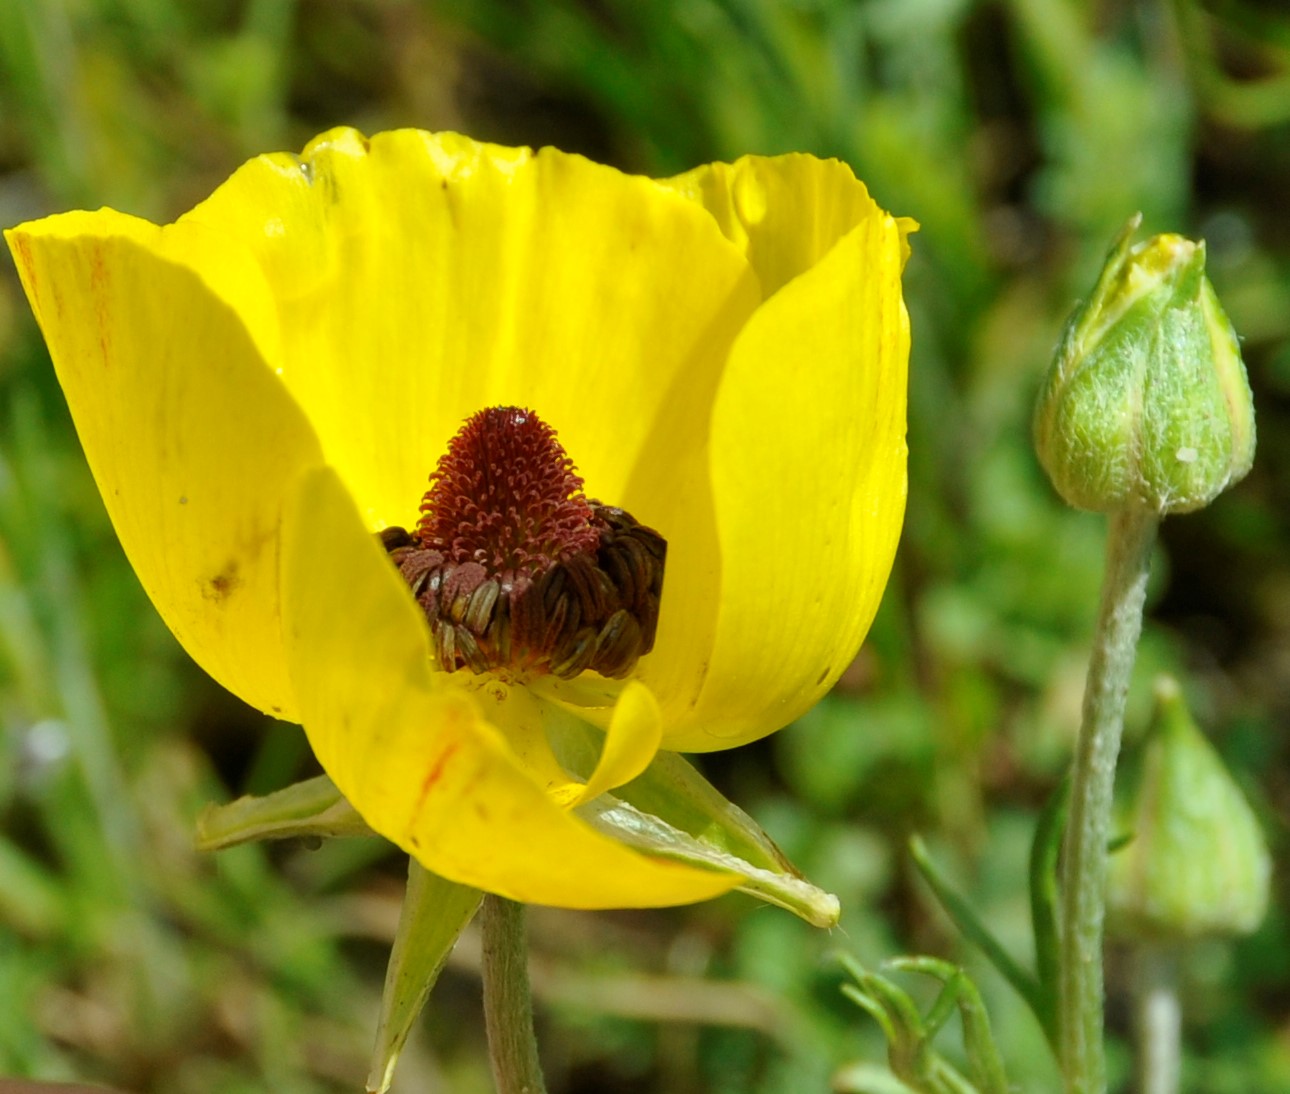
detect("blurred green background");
top-left (1, 0), bottom-right (1288, 1091)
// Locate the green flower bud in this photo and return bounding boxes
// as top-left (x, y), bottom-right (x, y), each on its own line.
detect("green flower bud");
top-left (1034, 216), bottom-right (1256, 514)
top-left (1107, 676), bottom-right (1271, 942)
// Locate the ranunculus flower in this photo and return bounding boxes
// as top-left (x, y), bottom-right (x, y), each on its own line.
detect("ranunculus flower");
top-left (6, 128), bottom-right (912, 911)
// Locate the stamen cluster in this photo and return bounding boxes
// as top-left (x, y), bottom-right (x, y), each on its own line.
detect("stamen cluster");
top-left (383, 406), bottom-right (665, 680)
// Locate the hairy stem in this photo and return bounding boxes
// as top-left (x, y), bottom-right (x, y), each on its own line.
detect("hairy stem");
top-left (1059, 504), bottom-right (1159, 1093)
top-left (481, 895), bottom-right (547, 1094)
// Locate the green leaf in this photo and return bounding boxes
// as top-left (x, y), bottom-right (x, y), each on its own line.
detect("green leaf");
top-left (840, 955), bottom-right (995, 1094)
top-left (885, 957), bottom-right (1010, 1094)
top-left (839, 955), bottom-right (928, 1079)
top-left (1028, 776), bottom-right (1068, 1044)
top-left (908, 835), bottom-right (1045, 1025)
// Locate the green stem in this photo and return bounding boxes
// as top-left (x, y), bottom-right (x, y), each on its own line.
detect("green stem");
top-left (481, 895), bottom-right (547, 1094)
top-left (1134, 944), bottom-right (1182, 1094)
top-left (1059, 504), bottom-right (1159, 1093)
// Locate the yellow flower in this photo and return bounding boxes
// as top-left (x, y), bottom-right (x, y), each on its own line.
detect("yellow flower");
top-left (6, 128), bottom-right (912, 911)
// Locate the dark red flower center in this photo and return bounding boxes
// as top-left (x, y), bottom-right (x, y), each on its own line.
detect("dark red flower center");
top-left (382, 406), bottom-right (666, 680)
top-left (415, 406), bottom-right (601, 577)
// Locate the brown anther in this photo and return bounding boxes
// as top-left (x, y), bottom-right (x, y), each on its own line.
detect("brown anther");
top-left (380, 406), bottom-right (665, 680)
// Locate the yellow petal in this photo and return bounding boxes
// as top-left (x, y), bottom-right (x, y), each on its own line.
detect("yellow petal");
top-left (623, 160), bottom-right (908, 736)
top-left (280, 464), bottom-right (737, 908)
top-left (184, 127), bottom-right (761, 533)
top-left (663, 152), bottom-right (916, 298)
top-left (618, 354), bottom-right (725, 736)
top-left (640, 155), bottom-right (913, 748)
top-left (564, 678), bottom-right (663, 806)
top-left (5, 214), bottom-right (323, 719)
top-left (660, 208), bottom-right (912, 752)
top-left (665, 152), bottom-right (918, 299)
top-left (527, 674), bottom-right (668, 807)
top-left (468, 677), bottom-right (576, 800)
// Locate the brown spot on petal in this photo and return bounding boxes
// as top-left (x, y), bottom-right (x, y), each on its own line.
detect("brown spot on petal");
top-left (204, 559), bottom-right (241, 602)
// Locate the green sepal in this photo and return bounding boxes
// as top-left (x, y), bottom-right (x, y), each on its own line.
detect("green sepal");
top-left (573, 747), bottom-right (839, 927)
top-left (195, 773), bottom-right (375, 850)
top-left (366, 861), bottom-right (482, 1094)
top-left (577, 792), bottom-right (838, 927)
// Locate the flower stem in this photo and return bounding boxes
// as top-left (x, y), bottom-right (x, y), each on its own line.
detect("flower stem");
top-left (481, 895), bottom-right (548, 1094)
top-left (1134, 943), bottom-right (1182, 1094)
top-left (1059, 504), bottom-right (1159, 1093)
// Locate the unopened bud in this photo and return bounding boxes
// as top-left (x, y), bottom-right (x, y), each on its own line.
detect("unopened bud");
top-left (1107, 676), bottom-right (1270, 942)
top-left (1034, 216), bottom-right (1255, 514)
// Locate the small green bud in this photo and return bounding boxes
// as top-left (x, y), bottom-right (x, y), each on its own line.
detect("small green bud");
top-left (1107, 676), bottom-right (1271, 942)
top-left (1035, 216), bottom-right (1256, 514)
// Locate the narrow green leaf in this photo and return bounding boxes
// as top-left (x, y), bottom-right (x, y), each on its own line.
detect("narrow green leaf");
top-left (366, 861), bottom-right (482, 1094)
top-left (1028, 776), bottom-right (1068, 1045)
top-left (955, 987), bottom-right (1009, 1094)
top-left (842, 983), bottom-right (901, 1045)
top-left (839, 957), bottom-right (928, 1077)
top-left (925, 1057), bottom-right (981, 1094)
top-left (887, 957), bottom-right (1010, 1094)
top-left (918, 968), bottom-right (964, 1040)
top-left (908, 836), bottom-right (1046, 1024)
